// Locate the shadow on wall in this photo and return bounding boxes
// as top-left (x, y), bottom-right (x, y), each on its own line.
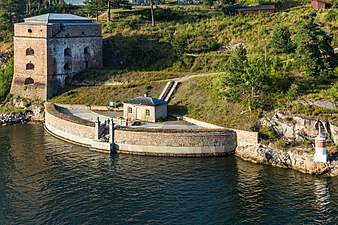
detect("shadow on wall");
top-left (103, 34), bottom-right (176, 71)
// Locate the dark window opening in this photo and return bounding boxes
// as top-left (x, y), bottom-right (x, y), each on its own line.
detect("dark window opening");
top-left (26, 63), bottom-right (34, 70)
top-left (82, 32), bottom-right (85, 35)
top-left (64, 62), bottom-right (72, 70)
top-left (64, 48), bottom-right (72, 57)
top-left (84, 47), bottom-right (90, 56)
top-left (26, 48), bottom-right (34, 56)
top-left (24, 77), bottom-right (34, 85)
top-left (128, 107), bottom-right (132, 113)
top-left (28, 29), bottom-right (32, 33)
top-left (85, 61), bottom-right (89, 68)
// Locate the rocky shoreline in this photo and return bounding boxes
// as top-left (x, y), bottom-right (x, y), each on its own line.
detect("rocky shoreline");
top-left (0, 111), bottom-right (31, 125)
top-left (236, 144), bottom-right (338, 177)
top-left (0, 103), bottom-right (45, 126)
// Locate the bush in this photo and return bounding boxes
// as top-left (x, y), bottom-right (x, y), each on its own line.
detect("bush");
top-left (0, 58), bottom-right (14, 103)
top-left (259, 125), bottom-right (276, 140)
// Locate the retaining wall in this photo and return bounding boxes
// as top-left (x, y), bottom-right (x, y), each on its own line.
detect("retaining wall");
top-left (114, 128), bottom-right (236, 156)
top-left (181, 115), bottom-right (258, 146)
top-left (44, 103), bottom-right (237, 156)
top-left (45, 103), bottom-right (96, 146)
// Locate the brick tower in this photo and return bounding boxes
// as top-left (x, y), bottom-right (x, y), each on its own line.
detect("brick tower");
top-left (10, 13), bottom-right (102, 100)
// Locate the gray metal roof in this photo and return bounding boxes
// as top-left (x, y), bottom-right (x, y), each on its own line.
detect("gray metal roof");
top-left (22, 13), bottom-right (92, 24)
top-left (123, 96), bottom-right (167, 106)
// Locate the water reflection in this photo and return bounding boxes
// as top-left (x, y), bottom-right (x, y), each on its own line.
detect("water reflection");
top-left (0, 124), bottom-right (337, 224)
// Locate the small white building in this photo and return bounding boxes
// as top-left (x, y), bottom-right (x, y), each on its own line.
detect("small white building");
top-left (123, 96), bottom-right (167, 122)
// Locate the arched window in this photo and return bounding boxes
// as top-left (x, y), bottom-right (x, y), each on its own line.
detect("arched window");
top-left (24, 77), bottom-right (34, 85)
top-left (26, 48), bottom-right (34, 56)
top-left (145, 109), bottom-right (150, 116)
top-left (26, 63), bottom-right (34, 70)
top-left (84, 47), bottom-right (90, 56)
top-left (128, 107), bottom-right (132, 113)
top-left (64, 62), bottom-right (71, 70)
top-left (64, 48), bottom-right (71, 57)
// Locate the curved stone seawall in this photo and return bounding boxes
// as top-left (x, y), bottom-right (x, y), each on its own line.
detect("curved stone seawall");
top-left (114, 128), bottom-right (237, 157)
top-left (45, 103), bottom-right (96, 147)
top-left (44, 103), bottom-right (237, 156)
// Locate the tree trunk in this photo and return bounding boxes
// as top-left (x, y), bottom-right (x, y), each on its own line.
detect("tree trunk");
top-left (150, 0), bottom-right (155, 27)
top-left (107, 0), bottom-right (111, 23)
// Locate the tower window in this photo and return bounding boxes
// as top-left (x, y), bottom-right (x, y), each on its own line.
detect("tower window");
top-left (26, 48), bottom-right (34, 56)
top-left (64, 48), bottom-right (72, 57)
top-left (28, 29), bottom-right (32, 33)
top-left (26, 63), bottom-right (34, 70)
top-left (24, 77), bottom-right (34, 85)
top-left (84, 47), bottom-right (90, 56)
top-left (64, 62), bottom-right (72, 70)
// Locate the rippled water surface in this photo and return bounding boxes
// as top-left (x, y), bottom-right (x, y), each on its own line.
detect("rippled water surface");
top-left (0, 124), bottom-right (337, 224)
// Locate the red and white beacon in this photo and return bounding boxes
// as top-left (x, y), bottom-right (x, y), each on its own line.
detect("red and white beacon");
top-left (314, 121), bottom-right (327, 163)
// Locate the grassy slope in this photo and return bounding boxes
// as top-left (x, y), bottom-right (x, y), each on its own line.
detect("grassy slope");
top-left (51, 3), bottom-right (338, 130)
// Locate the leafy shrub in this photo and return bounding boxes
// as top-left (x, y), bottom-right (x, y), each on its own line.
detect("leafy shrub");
top-left (259, 125), bottom-right (276, 140)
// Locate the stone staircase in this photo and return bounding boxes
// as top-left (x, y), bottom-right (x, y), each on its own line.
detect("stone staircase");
top-left (159, 81), bottom-right (179, 102)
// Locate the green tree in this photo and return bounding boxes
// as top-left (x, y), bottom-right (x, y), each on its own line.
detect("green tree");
top-left (203, 0), bottom-right (214, 7)
top-left (295, 13), bottom-right (335, 78)
top-left (85, 0), bottom-right (131, 22)
top-left (0, 0), bottom-right (25, 29)
top-left (84, 0), bottom-right (105, 21)
top-left (220, 45), bottom-right (292, 110)
top-left (269, 25), bottom-right (293, 54)
top-left (0, 58), bottom-right (14, 102)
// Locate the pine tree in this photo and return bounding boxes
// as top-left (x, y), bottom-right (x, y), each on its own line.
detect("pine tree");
top-left (295, 13), bottom-right (334, 78)
top-left (269, 25), bottom-right (293, 54)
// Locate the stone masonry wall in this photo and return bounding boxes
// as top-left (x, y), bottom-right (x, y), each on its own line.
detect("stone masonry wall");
top-left (11, 24), bottom-right (48, 100)
top-left (45, 103), bottom-right (237, 156)
top-left (45, 105), bottom-right (96, 146)
top-left (11, 21), bottom-right (102, 100)
top-left (115, 129), bottom-right (236, 148)
top-left (182, 116), bottom-right (258, 146)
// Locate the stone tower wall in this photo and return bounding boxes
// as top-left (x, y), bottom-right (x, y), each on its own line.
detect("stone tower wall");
top-left (46, 24), bottom-right (102, 98)
top-left (10, 18), bottom-right (102, 100)
top-left (11, 24), bottom-right (48, 100)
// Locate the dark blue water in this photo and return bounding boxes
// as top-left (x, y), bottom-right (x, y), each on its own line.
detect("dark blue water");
top-left (0, 124), bottom-right (337, 224)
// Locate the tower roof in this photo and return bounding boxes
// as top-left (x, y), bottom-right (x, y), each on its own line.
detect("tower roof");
top-left (21, 13), bottom-right (93, 25)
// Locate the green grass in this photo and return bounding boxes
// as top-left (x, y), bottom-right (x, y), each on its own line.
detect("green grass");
top-left (169, 76), bottom-right (259, 130)
top-left (50, 2), bottom-right (337, 130)
top-left (51, 81), bottom-right (167, 106)
top-left (97, 3), bottom-right (337, 73)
